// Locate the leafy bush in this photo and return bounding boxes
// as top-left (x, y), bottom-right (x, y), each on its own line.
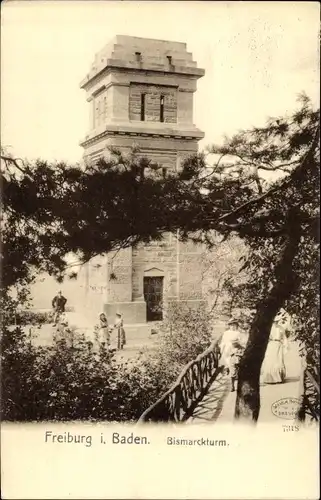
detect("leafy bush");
top-left (116, 301), bottom-right (215, 415)
top-left (2, 326), bottom-right (116, 421)
top-left (1, 303), bottom-right (214, 422)
top-left (14, 310), bottom-right (51, 326)
top-left (157, 300), bottom-right (213, 363)
top-left (12, 307), bottom-right (74, 326)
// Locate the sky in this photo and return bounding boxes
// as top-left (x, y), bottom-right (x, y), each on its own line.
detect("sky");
top-left (1, 1), bottom-right (320, 164)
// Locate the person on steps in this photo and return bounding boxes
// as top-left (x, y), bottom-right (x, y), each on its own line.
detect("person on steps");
top-left (114, 313), bottom-right (126, 350)
top-left (52, 291), bottom-right (67, 326)
top-left (95, 312), bottom-right (111, 349)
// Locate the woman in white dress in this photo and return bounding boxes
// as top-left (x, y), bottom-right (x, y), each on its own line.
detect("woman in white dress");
top-left (261, 319), bottom-right (288, 384)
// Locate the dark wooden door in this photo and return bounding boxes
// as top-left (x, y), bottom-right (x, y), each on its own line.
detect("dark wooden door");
top-left (143, 277), bottom-right (164, 321)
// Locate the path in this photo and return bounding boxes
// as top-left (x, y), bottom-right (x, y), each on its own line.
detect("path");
top-left (187, 340), bottom-right (301, 423)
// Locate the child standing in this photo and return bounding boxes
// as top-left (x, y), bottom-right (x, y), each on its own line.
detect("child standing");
top-left (114, 313), bottom-right (126, 350)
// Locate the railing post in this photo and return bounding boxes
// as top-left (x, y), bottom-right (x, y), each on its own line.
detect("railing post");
top-left (174, 387), bottom-right (182, 421)
top-left (297, 365), bottom-right (307, 422)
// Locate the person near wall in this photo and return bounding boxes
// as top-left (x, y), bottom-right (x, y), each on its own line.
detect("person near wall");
top-left (53, 311), bottom-right (70, 343)
top-left (94, 312), bottom-right (111, 349)
top-left (261, 318), bottom-right (289, 384)
top-left (114, 313), bottom-right (126, 350)
top-left (220, 318), bottom-right (247, 392)
top-left (52, 290), bottom-right (67, 326)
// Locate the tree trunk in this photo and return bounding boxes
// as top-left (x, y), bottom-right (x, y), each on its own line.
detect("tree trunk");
top-left (235, 213), bottom-right (301, 422)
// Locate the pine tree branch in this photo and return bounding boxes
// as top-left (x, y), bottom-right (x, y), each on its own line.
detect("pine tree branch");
top-left (216, 125), bottom-right (320, 225)
top-left (1, 155), bottom-right (33, 180)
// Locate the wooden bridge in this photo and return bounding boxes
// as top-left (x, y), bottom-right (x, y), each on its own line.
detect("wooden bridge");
top-left (139, 339), bottom-right (223, 422)
top-left (139, 336), bottom-right (319, 424)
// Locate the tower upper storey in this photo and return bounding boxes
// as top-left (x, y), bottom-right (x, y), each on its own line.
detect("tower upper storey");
top-left (80, 36), bottom-right (205, 149)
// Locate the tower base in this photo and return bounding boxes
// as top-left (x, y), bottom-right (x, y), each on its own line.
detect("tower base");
top-left (104, 301), bottom-right (147, 324)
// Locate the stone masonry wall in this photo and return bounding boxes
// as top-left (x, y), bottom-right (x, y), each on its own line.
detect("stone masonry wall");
top-left (129, 84), bottom-right (177, 123)
top-left (132, 234), bottom-right (179, 302)
top-left (107, 247), bottom-right (133, 302)
top-left (71, 255), bottom-right (108, 322)
top-left (91, 87), bottom-right (112, 129)
top-left (178, 239), bottom-right (204, 300)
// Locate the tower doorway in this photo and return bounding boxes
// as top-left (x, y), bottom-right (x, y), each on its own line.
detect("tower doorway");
top-left (143, 276), bottom-right (164, 321)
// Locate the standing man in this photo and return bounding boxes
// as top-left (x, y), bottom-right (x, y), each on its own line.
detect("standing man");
top-left (52, 290), bottom-right (67, 326)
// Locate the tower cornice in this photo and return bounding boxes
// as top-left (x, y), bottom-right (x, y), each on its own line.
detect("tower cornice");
top-left (80, 126), bottom-right (204, 148)
top-left (80, 64), bottom-right (204, 91)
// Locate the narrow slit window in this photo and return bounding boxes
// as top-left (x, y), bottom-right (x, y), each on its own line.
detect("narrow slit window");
top-left (160, 95), bottom-right (165, 122)
top-left (167, 55), bottom-right (172, 66)
top-left (135, 51), bottom-right (142, 62)
top-left (140, 93), bottom-right (146, 121)
top-left (95, 101), bottom-right (100, 126)
top-left (103, 96), bottom-right (107, 121)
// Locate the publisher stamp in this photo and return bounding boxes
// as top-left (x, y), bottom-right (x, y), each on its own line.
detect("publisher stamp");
top-left (271, 397), bottom-right (300, 420)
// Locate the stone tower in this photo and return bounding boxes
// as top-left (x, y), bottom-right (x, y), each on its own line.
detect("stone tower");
top-left (79, 36), bottom-right (205, 327)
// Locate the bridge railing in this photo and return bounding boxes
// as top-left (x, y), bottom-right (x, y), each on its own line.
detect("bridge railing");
top-left (138, 336), bottom-right (223, 423)
top-left (297, 364), bottom-right (320, 423)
